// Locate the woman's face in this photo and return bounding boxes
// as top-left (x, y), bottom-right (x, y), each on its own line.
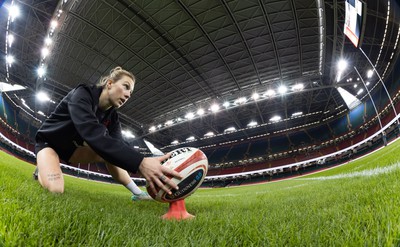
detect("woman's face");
top-left (106, 75), bottom-right (135, 108)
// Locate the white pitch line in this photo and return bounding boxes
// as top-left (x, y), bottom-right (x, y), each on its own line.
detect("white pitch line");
top-left (298, 162), bottom-right (400, 180)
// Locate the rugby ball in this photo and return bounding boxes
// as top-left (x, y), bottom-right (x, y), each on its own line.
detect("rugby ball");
top-left (147, 147), bottom-right (208, 203)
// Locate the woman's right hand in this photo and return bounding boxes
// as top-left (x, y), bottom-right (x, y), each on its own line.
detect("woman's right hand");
top-left (138, 153), bottom-right (182, 195)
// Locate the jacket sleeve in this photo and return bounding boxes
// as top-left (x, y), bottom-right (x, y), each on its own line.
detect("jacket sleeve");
top-left (67, 86), bottom-right (144, 173)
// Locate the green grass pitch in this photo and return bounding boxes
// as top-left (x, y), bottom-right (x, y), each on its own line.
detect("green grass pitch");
top-left (1, 139), bottom-right (400, 246)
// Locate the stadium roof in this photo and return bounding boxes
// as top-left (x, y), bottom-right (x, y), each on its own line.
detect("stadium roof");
top-left (0, 0), bottom-right (399, 149)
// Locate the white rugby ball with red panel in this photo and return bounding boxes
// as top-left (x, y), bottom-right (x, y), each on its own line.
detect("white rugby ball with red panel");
top-left (147, 147), bottom-right (208, 203)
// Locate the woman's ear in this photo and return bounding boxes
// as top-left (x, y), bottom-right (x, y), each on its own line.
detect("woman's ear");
top-left (106, 79), bottom-right (113, 89)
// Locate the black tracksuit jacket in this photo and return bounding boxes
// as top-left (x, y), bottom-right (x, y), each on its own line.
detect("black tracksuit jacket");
top-left (35, 84), bottom-right (144, 173)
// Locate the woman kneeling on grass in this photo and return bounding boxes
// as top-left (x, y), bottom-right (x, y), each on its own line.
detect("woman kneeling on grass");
top-left (34, 66), bottom-right (181, 201)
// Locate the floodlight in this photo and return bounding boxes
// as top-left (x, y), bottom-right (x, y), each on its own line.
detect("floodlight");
top-left (204, 131), bottom-right (215, 137)
top-left (36, 91), bottom-right (50, 102)
top-left (197, 108), bottom-right (205, 116)
top-left (186, 136), bottom-right (195, 141)
top-left (38, 67), bottom-right (46, 77)
top-left (252, 93), bottom-right (260, 100)
top-left (7, 34), bottom-right (14, 47)
top-left (210, 103), bottom-right (220, 112)
top-left (121, 130), bottom-right (135, 138)
top-left (270, 116), bottom-right (281, 122)
top-left (185, 112), bottom-right (195, 119)
top-left (6, 55), bottom-right (14, 65)
top-left (264, 89), bottom-right (276, 97)
top-left (337, 59), bottom-right (348, 72)
top-left (278, 85), bottom-right (288, 94)
top-left (247, 121), bottom-right (258, 127)
top-left (367, 69), bottom-right (373, 78)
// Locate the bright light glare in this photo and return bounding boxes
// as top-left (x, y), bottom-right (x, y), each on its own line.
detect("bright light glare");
top-left (8, 5), bottom-right (20, 21)
top-left (210, 103), bottom-right (220, 112)
top-left (197, 108), bottom-right (205, 115)
top-left (247, 121), bottom-right (258, 127)
top-left (185, 112), bottom-right (195, 119)
top-left (234, 97), bottom-right (247, 105)
top-left (45, 37), bottom-right (52, 46)
top-left (186, 136), bottom-right (195, 141)
top-left (264, 89), bottom-right (276, 97)
top-left (291, 112), bottom-right (303, 117)
top-left (6, 55), bottom-right (14, 65)
top-left (38, 67), bottom-right (46, 77)
top-left (278, 85), bottom-right (288, 94)
top-left (36, 91), bottom-right (50, 102)
top-left (171, 140), bottom-right (179, 145)
top-left (252, 93), bottom-right (259, 100)
top-left (41, 48), bottom-right (49, 58)
top-left (337, 59), bottom-right (348, 71)
top-left (204, 131), bottom-right (215, 137)
top-left (50, 20), bottom-right (58, 29)
top-left (121, 130), bottom-right (135, 138)
top-left (149, 126), bottom-right (156, 132)
top-left (165, 120), bottom-right (173, 126)
top-left (270, 116), bottom-right (281, 122)
top-left (292, 83), bottom-right (304, 91)
top-left (223, 101), bottom-right (230, 108)
top-left (7, 34), bottom-right (14, 47)
top-left (224, 127), bottom-right (236, 132)
top-left (367, 69), bottom-right (374, 78)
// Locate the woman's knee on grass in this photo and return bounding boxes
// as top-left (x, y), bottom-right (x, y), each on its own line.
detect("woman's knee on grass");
top-left (36, 147), bottom-right (65, 193)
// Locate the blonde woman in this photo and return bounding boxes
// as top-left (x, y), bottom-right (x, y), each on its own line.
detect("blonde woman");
top-left (34, 67), bottom-right (181, 201)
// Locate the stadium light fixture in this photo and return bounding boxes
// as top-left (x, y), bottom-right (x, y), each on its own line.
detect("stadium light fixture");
top-left (292, 83), bottom-right (304, 91)
top-left (252, 93), bottom-right (260, 100)
top-left (357, 89), bottom-right (364, 95)
top-left (121, 130), bottom-right (135, 138)
top-left (41, 47), bottom-right (50, 59)
top-left (247, 121), bottom-right (258, 127)
top-left (7, 34), bottom-right (14, 47)
top-left (197, 108), bottom-right (205, 116)
top-left (5, 55), bottom-right (14, 65)
top-left (171, 140), bottom-right (179, 145)
top-left (37, 67), bottom-right (46, 77)
top-left (264, 89), bottom-right (276, 97)
top-left (269, 116), bottom-right (281, 122)
top-left (165, 120), bottom-right (173, 126)
top-left (224, 127), bottom-right (236, 133)
top-left (223, 101), bottom-right (230, 108)
top-left (234, 97), bottom-right (247, 105)
top-left (278, 85), bottom-right (288, 94)
top-left (8, 4), bottom-right (20, 22)
top-left (36, 91), bottom-right (51, 102)
top-left (210, 103), bottom-right (220, 112)
top-left (149, 126), bottom-right (156, 132)
top-left (337, 59), bottom-right (348, 71)
top-left (367, 69), bottom-right (373, 78)
top-left (186, 136), bottom-right (195, 141)
top-left (50, 20), bottom-right (58, 30)
top-left (337, 59), bottom-right (348, 82)
top-left (45, 37), bottom-right (52, 46)
top-left (291, 111), bottom-right (303, 117)
top-left (185, 112), bottom-right (195, 119)
top-left (204, 131), bottom-right (215, 137)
